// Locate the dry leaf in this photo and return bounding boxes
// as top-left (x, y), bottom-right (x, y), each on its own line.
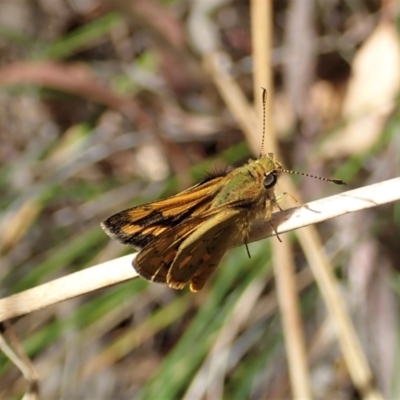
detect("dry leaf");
top-left (319, 21), bottom-right (400, 159)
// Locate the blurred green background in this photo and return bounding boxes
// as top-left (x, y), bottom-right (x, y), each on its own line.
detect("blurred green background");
top-left (0, 0), bottom-right (399, 399)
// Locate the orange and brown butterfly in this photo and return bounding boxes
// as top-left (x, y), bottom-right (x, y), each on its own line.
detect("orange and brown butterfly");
top-left (101, 152), bottom-right (286, 292)
top-left (101, 94), bottom-right (345, 292)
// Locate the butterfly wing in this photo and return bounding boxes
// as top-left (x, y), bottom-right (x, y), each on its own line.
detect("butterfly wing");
top-left (101, 176), bottom-right (224, 249)
top-left (134, 207), bottom-right (246, 291)
top-left (169, 208), bottom-right (244, 291)
top-left (132, 213), bottom-right (211, 284)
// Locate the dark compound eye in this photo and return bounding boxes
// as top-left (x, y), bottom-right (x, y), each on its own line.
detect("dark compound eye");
top-left (263, 171), bottom-right (278, 188)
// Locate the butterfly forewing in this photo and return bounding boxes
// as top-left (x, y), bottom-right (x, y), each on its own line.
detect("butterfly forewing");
top-left (101, 175), bottom-right (225, 249)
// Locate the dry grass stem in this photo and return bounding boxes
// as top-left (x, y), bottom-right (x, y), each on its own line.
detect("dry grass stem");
top-left (0, 178), bottom-right (398, 323)
top-left (250, 1), bottom-right (311, 398)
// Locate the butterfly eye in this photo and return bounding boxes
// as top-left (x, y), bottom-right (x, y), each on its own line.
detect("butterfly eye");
top-left (263, 171), bottom-right (277, 189)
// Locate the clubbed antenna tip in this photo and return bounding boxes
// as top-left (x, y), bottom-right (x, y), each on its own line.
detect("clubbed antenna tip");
top-left (331, 178), bottom-right (346, 186)
top-left (260, 87), bottom-right (267, 157)
top-left (282, 169), bottom-right (346, 186)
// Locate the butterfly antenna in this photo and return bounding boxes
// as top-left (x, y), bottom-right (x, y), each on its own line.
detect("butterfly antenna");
top-left (282, 169), bottom-right (346, 186)
top-left (260, 87), bottom-right (267, 157)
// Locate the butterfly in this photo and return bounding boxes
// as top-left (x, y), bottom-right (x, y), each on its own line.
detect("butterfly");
top-left (101, 145), bottom-right (344, 292)
top-left (101, 86), bottom-right (345, 292)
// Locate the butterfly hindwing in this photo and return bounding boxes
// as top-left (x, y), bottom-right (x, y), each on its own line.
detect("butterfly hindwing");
top-left (168, 208), bottom-right (244, 291)
top-left (133, 207), bottom-right (246, 290)
top-left (132, 213), bottom-right (211, 284)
